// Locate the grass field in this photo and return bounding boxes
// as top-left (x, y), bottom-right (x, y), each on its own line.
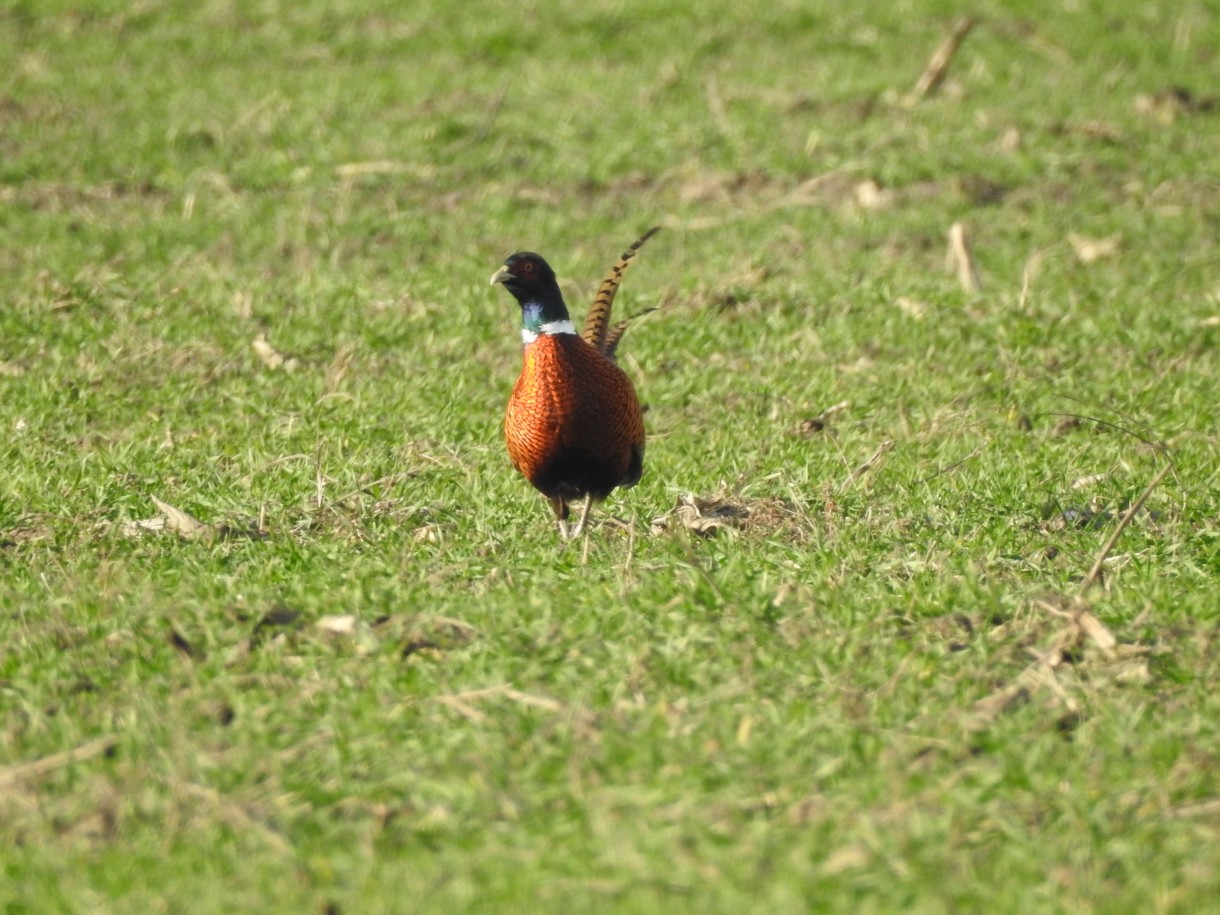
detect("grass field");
top-left (2, 0), bottom-right (1219, 911)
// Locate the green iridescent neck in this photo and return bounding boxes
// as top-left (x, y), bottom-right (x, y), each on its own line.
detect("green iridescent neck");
top-left (521, 302), bottom-right (577, 343)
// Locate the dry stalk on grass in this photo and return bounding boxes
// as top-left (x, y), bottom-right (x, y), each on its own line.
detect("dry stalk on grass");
top-left (971, 464), bottom-right (1171, 727)
top-left (906, 18), bottom-right (977, 106)
top-left (434, 684), bottom-right (565, 722)
top-left (947, 222), bottom-right (981, 293)
top-left (0, 735), bottom-right (119, 787)
top-left (1078, 464), bottom-right (1172, 595)
top-left (178, 780), bottom-right (296, 856)
top-left (839, 441), bottom-right (894, 492)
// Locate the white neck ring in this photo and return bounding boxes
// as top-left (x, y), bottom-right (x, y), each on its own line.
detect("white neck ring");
top-left (522, 319), bottom-right (577, 344)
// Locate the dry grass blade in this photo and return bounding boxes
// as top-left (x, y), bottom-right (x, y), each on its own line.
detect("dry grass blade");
top-left (652, 492), bottom-right (808, 542)
top-left (1074, 607), bottom-right (1118, 659)
top-left (0, 735), bottom-right (119, 787)
top-left (499, 688), bottom-right (564, 712)
top-left (1037, 599), bottom-right (1121, 659)
top-left (798, 400), bottom-right (852, 435)
top-left (839, 441), bottom-right (894, 492)
top-left (973, 590), bottom-right (1135, 730)
top-left (947, 222), bottom-right (981, 293)
top-left (253, 333), bottom-right (299, 371)
top-left (334, 160), bottom-right (430, 178)
top-left (428, 615), bottom-right (481, 638)
top-left (906, 18), bottom-right (977, 105)
top-left (434, 695), bottom-right (488, 722)
top-left (151, 496), bottom-right (210, 540)
top-left (178, 781), bottom-right (295, 855)
top-left (970, 652), bottom-right (1061, 727)
top-left (1069, 232), bottom-right (1120, 264)
top-left (433, 684), bottom-right (564, 719)
top-left (971, 679), bottom-right (1033, 721)
top-left (323, 341), bottom-right (357, 393)
top-left (971, 625), bottom-right (1084, 725)
top-left (674, 497), bottom-right (747, 536)
top-left (1079, 464), bottom-right (1172, 595)
top-left (316, 615), bottom-right (358, 635)
top-left (1170, 798), bottom-right (1220, 819)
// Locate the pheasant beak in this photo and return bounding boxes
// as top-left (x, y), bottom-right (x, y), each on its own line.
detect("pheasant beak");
top-left (489, 265), bottom-right (512, 286)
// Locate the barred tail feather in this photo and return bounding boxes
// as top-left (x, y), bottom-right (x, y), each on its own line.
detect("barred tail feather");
top-left (603, 307), bottom-right (658, 362)
top-left (581, 226), bottom-right (661, 354)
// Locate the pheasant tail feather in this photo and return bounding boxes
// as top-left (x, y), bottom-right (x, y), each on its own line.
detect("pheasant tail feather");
top-left (581, 226), bottom-right (661, 354)
top-left (603, 307), bottom-right (658, 362)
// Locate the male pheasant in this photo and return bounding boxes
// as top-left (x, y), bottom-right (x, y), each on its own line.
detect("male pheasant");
top-left (490, 229), bottom-right (658, 538)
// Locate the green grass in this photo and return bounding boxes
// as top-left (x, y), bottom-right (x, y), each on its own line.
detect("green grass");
top-left (2, 0), bottom-right (1219, 911)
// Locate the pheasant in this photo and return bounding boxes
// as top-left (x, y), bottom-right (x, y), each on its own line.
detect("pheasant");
top-left (490, 228), bottom-right (659, 538)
